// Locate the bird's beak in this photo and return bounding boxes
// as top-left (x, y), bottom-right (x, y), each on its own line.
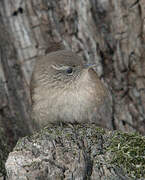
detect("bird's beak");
top-left (84, 64), bottom-right (97, 69)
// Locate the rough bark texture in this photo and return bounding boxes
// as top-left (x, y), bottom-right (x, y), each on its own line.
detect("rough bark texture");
top-left (6, 124), bottom-right (145, 180)
top-left (0, 0), bottom-right (145, 178)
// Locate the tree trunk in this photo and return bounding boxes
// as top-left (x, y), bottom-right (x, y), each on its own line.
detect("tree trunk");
top-left (6, 124), bottom-right (145, 180)
top-left (0, 0), bottom-right (145, 178)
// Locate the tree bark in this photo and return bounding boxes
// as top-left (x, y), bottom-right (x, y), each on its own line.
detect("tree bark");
top-left (6, 124), bottom-right (145, 180)
top-left (0, 0), bottom-right (145, 178)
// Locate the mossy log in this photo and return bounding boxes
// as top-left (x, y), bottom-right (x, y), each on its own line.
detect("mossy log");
top-left (6, 124), bottom-right (145, 180)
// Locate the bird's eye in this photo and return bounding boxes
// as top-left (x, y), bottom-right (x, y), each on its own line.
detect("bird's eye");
top-left (66, 67), bottom-right (73, 75)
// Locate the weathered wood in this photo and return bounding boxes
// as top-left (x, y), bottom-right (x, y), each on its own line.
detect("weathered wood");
top-left (6, 125), bottom-right (145, 180)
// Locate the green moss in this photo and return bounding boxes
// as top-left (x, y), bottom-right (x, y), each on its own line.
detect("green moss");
top-left (14, 125), bottom-right (145, 179)
top-left (108, 131), bottom-right (145, 179)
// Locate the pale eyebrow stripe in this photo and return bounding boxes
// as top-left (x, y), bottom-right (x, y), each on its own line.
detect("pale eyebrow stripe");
top-left (51, 64), bottom-right (70, 71)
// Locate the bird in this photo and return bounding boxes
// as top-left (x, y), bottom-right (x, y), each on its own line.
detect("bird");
top-left (30, 50), bottom-right (112, 131)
